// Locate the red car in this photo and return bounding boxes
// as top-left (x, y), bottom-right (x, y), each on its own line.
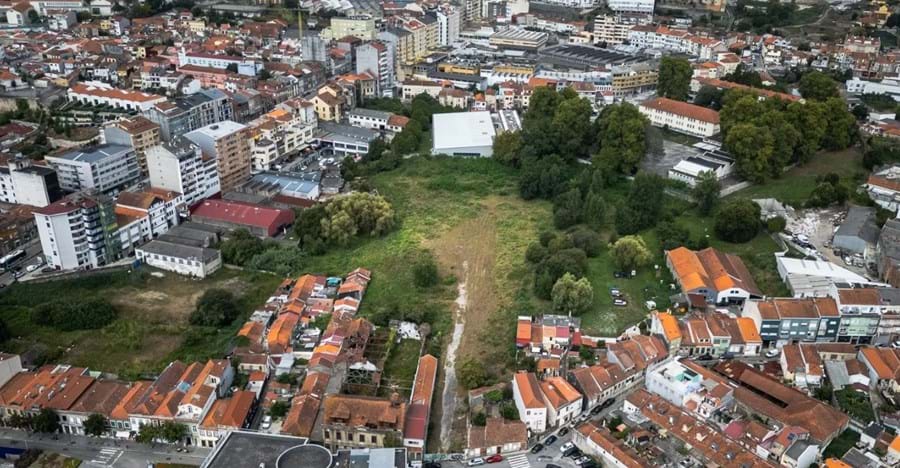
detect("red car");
top-left (485, 455), bottom-right (504, 463)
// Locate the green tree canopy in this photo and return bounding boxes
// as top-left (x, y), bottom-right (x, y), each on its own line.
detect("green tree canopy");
top-left (458, 357), bottom-right (487, 389)
top-left (611, 235), bottom-right (653, 272)
top-left (594, 103), bottom-right (647, 174)
top-left (189, 289), bottom-right (240, 327)
top-left (492, 131), bottom-right (522, 167)
top-left (552, 96), bottom-right (593, 160)
top-left (657, 57), bottom-right (693, 101)
top-left (32, 408), bottom-right (60, 433)
top-left (799, 71), bottom-right (839, 101)
top-left (714, 198), bottom-right (761, 243)
top-left (693, 171), bottom-right (720, 215)
top-left (83, 414), bottom-right (108, 437)
top-left (551, 273), bottom-right (594, 316)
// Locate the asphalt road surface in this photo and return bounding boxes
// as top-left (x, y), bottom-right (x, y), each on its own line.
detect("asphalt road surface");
top-left (0, 429), bottom-right (209, 467)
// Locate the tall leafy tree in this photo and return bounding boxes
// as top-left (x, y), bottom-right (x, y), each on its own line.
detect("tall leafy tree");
top-left (594, 103), bottom-right (647, 174)
top-left (551, 273), bottom-right (594, 316)
top-left (552, 97), bottom-right (593, 160)
top-left (32, 409), bottom-right (60, 433)
top-left (714, 199), bottom-right (761, 243)
top-left (657, 57), bottom-right (693, 101)
top-left (822, 97), bottom-right (857, 150)
top-left (693, 171), bottom-right (720, 215)
top-left (611, 235), bottom-right (653, 271)
top-left (799, 71), bottom-right (839, 101)
top-left (786, 101), bottom-right (827, 163)
top-left (84, 414), bottom-right (108, 437)
top-left (725, 123), bottom-right (774, 183)
top-left (492, 131), bottom-right (522, 167)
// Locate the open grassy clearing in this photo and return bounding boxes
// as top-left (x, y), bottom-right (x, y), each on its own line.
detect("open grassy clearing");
top-left (379, 338), bottom-right (423, 399)
top-left (0, 267), bottom-right (281, 378)
top-left (732, 148), bottom-right (866, 207)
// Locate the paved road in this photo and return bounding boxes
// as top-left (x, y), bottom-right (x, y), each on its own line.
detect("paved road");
top-left (0, 429), bottom-right (209, 467)
top-left (0, 238), bottom-right (42, 287)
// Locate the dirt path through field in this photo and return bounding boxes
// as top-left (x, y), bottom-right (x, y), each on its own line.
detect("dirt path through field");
top-left (428, 203), bottom-right (501, 451)
top-left (440, 261), bottom-right (467, 451)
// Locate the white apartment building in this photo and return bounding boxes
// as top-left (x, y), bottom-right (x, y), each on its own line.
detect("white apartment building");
top-left (67, 81), bottom-right (167, 112)
top-left (607, 0), bottom-right (654, 14)
top-left (0, 157), bottom-right (61, 207)
top-left (540, 377), bottom-right (582, 427)
top-left (593, 14), bottom-right (651, 46)
top-left (628, 26), bottom-right (724, 60)
top-left (246, 107), bottom-right (317, 171)
top-left (177, 50), bottom-right (262, 76)
top-left (146, 138), bottom-right (221, 207)
top-left (348, 108), bottom-right (408, 140)
top-left (436, 6), bottom-right (461, 46)
top-left (29, 0), bottom-right (86, 15)
top-left (34, 192), bottom-right (117, 270)
top-left (115, 189), bottom-right (182, 253)
top-left (512, 372), bottom-right (548, 434)
top-left (45, 144), bottom-right (140, 194)
top-left (846, 77), bottom-right (900, 101)
top-left (356, 41), bottom-right (395, 98)
top-left (639, 97), bottom-right (721, 137)
top-left (539, 0), bottom-right (596, 8)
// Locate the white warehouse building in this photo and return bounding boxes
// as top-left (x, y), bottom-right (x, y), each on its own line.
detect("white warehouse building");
top-left (432, 111), bottom-right (496, 157)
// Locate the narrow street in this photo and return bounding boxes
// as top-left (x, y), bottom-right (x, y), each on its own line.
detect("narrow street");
top-left (440, 261), bottom-right (468, 452)
top-left (0, 429), bottom-right (209, 467)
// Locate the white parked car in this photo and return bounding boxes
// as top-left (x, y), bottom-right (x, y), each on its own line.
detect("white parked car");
top-left (765, 349), bottom-right (780, 358)
top-left (560, 442), bottom-right (575, 453)
top-left (261, 415), bottom-right (272, 429)
top-left (467, 458), bottom-right (485, 466)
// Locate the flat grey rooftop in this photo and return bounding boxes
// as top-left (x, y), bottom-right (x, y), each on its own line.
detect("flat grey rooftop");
top-left (201, 431), bottom-right (310, 468)
top-left (49, 144), bottom-right (132, 164)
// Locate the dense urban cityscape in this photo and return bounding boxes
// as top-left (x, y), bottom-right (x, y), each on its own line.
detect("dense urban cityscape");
top-left (0, 0), bottom-right (898, 466)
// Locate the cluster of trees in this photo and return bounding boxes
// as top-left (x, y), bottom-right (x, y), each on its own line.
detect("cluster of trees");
top-left (719, 82), bottom-right (856, 183)
top-left (733, 0), bottom-right (803, 32)
top-left (615, 173), bottom-right (665, 235)
top-left (526, 230), bottom-right (597, 301)
top-left (495, 87), bottom-right (648, 201)
top-left (551, 174), bottom-right (607, 230)
top-left (551, 273), bottom-right (594, 316)
top-left (136, 421), bottom-right (189, 444)
top-left (294, 191), bottom-right (396, 252)
top-left (391, 94), bottom-right (458, 155)
top-left (657, 57), bottom-right (693, 101)
top-left (219, 229), bottom-right (277, 265)
top-left (189, 289), bottom-right (240, 327)
top-left (611, 236), bottom-right (653, 272)
top-left (863, 137), bottom-right (900, 170)
top-left (31, 298), bottom-right (118, 331)
top-left (807, 173), bottom-right (849, 208)
top-left (714, 198), bottom-right (762, 243)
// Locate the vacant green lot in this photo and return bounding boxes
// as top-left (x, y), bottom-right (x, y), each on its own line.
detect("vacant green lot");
top-left (733, 148), bottom-right (866, 207)
top-left (0, 267), bottom-right (281, 378)
top-left (380, 338), bottom-right (423, 398)
top-left (823, 429), bottom-right (860, 459)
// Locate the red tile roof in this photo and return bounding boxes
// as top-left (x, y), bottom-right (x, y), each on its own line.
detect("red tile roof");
top-left (641, 97), bottom-right (720, 124)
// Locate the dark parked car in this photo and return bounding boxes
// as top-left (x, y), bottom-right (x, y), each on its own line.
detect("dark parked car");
top-left (531, 443), bottom-right (544, 454)
top-left (557, 427), bottom-right (569, 436)
top-left (546, 465), bottom-right (562, 468)
top-left (544, 435), bottom-right (558, 445)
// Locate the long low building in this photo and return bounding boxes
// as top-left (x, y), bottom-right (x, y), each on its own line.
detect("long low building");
top-left (191, 198), bottom-right (295, 237)
top-left (639, 97), bottom-right (721, 138)
top-left (68, 82), bottom-right (167, 112)
top-left (136, 239), bottom-right (222, 278)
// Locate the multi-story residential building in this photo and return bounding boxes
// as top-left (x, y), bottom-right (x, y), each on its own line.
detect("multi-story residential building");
top-left (539, 377), bottom-right (582, 427)
top-left (311, 83), bottom-right (352, 122)
top-left (866, 163), bottom-right (900, 214)
top-left (34, 191), bottom-right (120, 270)
top-left (177, 50), bottom-right (262, 76)
top-left (639, 97), bottom-right (721, 137)
top-left (246, 107), bottom-right (317, 171)
top-left (606, 0), bottom-right (654, 13)
top-left (29, 0), bottom-right (87, 16)
top-left (378, 28), bottom-right (415, 80)
top-left (146, 138), bottom-right (220, 207)
top-left (59, 379), bottom-right (133, 437)
top-left (0, 364), bottom-right (96, 428)
top-left (573, 423), bottom-right (649, 467)
top-left (858, 346), bottom-right (900, 393)
top-left (512, 372), bottom-right (548, 434)
top-left (103, 116), bottom-right (161, 176)
top-left (593, 14), bottom-right (650, 46)
top-left (0, 156), bottom-right (62, 207)
top-left (321, 394), bottom-right (407, 450)
top-left (324, 16), bottom-right (376, 41)
top-left (143, 88), bottom-right (234, 142)
top-left (118, 359), bottom-right (232, 445)
top-left (780, 343), bottom-right (824, 388)
top-left (197, 390), bottom-right (255, 448)
top-left (45, 145), bottom-right (140, 194)
top-left (184, 121), bottom-right (251, 192)
top-left (67, 82), bottom-right (167, 112)
top-left (347, 108), bottom-right (409, 141)
top-left (666, 246), bottom-right (763, 306)
top-left (610, 63), bottom-right (658, 96)
top-left (645, 359), bottom-right (734, 420)
top-left (832, 287), bottom-right (881, 344)
top-left (742, 297), bottom-right (841, 347)
top-left (355, 41), bottom-right (395, 97)
top-left (114, 189), bottom-right (181, 253)
top-left (436, 5), bottom-right (461, 46)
